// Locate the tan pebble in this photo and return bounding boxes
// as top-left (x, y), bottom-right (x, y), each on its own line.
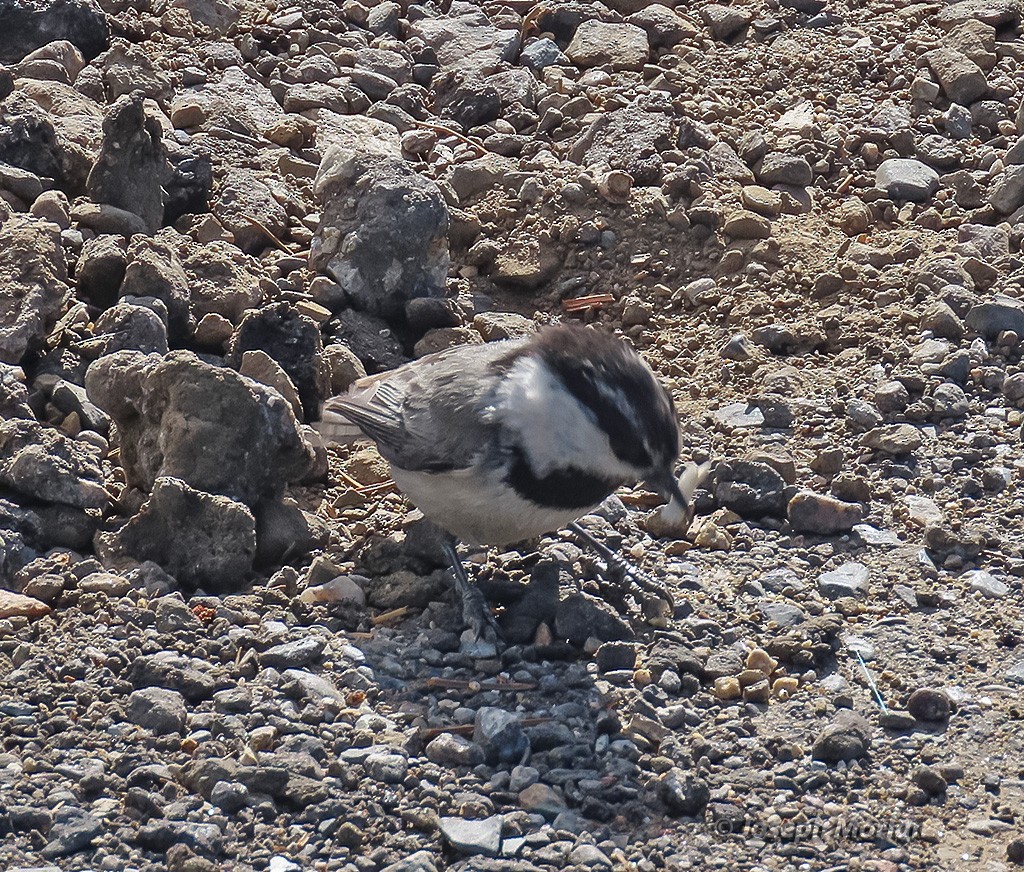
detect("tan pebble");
top-left (714, 676), bottom-right (741, 700)
top-left (633, 668), bottom-right (653, 688)
top-left (746, 647), bottom-right (777, 676)
top-left (773, 676), bottom-right (799, 698)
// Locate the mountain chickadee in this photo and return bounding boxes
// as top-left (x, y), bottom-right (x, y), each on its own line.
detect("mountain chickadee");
top-left (317, 323), bottom-right (694, 642)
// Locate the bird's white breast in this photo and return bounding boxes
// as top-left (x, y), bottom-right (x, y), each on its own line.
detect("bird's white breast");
top-left (390, 464), bottom-right (598, 546)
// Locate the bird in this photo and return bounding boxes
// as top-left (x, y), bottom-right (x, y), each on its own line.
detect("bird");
top-left (316, 322), bottom-right (696, 645)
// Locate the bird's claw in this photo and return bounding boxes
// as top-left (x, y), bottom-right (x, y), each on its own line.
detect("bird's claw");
top-left (569, 522), bottom-right (675, 611)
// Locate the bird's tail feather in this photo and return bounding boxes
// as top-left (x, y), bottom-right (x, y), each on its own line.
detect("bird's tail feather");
top-left (313, 404), bottom-right (365, 444)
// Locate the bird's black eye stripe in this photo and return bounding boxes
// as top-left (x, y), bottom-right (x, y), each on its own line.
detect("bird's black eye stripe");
top-left (556, 367), bottom-right (654, 469)
top-left (504, 446), bottom-right (623, 509)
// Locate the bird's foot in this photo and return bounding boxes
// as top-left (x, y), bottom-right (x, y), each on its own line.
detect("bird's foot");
top-left (443, 542), bottom-right (501, 657)
top-left (569, 521), bottom-right (675, 613)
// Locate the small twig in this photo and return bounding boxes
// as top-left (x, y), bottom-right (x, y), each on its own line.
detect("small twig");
top-left (370, 606), bottom-right (412, 625)
top-left (414, 120), bottom-right (487, 156)
top-left (562, 294), bottom-right (615, 312)
top-left (238, 213), bottom-right (291, 253)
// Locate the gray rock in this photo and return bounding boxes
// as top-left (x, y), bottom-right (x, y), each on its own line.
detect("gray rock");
top-left (0, 0), bottom-right (108, 66)
top-left (659, 768), bottom-right (710, 816)
top-left (713, 402), bottom-right (766, 428)
top-left (0, 418), bottom-right (107, 509)
top-left (365, 752), bottom-right (408, 784)
top-left (812, 711), bottom-right (871, 762)
top-left (569, 106), bottom-right (673, 186)
top-left (907, 687), bottom-right (951, 722)
top-left (213, 169), bottom-right (288, 254)
top-left (932, 382), bottom-right (969, 418)
top-left (755, 152), bottom-right (813, 187)
top-left (75, 234), bottom-right (127, 309)
top-left (876, 158), bottom-right (940, 202)
top-left (127, 687), bottom-right (187, 734)
top-left (180, 240), bottom-right (268, 323)
top-left (259, 637), bottom-right (326, 669)
top-left (712, 460), bottom-right (787, 518)
top-left (311, 145), bottom-right (448, 321)
top-left (86, 302), bottom-right (168, 358)
top-left (40, 806), bottom-right (103, 858)
top-left (555, 591), bottom-right (633, 645)
top-left (0, 215), bottom-right (70, 365)
top-left (701, 3), bottom-right (752, 39)
top-left (474, 707), bottom-right (528, 766)
top-left (96, 476), bottom-right (256, 591)
top-left (154, 594), bottom-right (201, 633)
top-left (225, 302), bottom-right (329, 422)
top-left (380, 852), bottom-right (438, 872)
top-left (566, 20), bottom-right (649, 71)
top-left (119, 234), bottom-right (192, 342)
top-left (0, 363), bottom-right (33, 419)
top-left (788, 491), bottom-right (863, 534)
top-left (424, 733), bottom-right (485, 767)
top-left (965, 295), bottom-right (1024, 337)
top-left (439, 815), bottom-right (502, 857)
top-left (925, 47), bottom-right (988, 104)
top-left (86, 350), bottom-right (313, 506)
top-left (990, 165), bottom-right (1024, 214)
top-left (818, 562), bottom-right (870, 598)
top-left (86, 92), bottom-right (165, 233)
top-left (862, 423), bottom-right (923, 455)
top-left (409, 2), bottom-right (519, 73)
top-left (520, 38), bottom-right (567, 70)
top-left (210, 780), bottom-right (250, 813)
top-left (964, 569), bottom-right (1009, 598)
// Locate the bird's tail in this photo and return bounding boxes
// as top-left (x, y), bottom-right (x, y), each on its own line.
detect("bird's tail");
top-left (313, 401), bottom-right (365, 445)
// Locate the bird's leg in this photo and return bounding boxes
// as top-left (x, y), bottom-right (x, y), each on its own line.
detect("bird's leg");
top-left (569, 522), bottom-right (675, 610)
top-left (441, 540), bottom-right (500, 652)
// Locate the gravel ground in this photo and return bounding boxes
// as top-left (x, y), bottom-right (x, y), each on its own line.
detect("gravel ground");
top-left (2, 0), bottom-right (1024, 868)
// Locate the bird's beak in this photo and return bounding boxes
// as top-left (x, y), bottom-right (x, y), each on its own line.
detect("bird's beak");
top-left (648, 462), bottom-right (711, 527)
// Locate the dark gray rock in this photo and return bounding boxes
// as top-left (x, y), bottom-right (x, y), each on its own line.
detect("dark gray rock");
top-left (76, 234), bottom-right (127, 310)
top-left (225, 302), bottom-right (329, 422)
top-left (555, 591), bottom-right (633, 645)
top-left (659, 768), bottom-right (710, 816)
top-left (812, 711), bottom-right (871, 762)
top-left (85, 350), bottom-right (313, 506)
top-left (0, 418), bottom-right (107, 509)
top-left (965, 296), bottom-right (1024, 337)
top-left (97, 476), bottom-right (255, 591)
top-left (86, 92), bottom-right (166, 233)
top-left (311, 144), bottom-right (448, 321)
top-left (40, 806), bottom-right (103, 858)
top-left (474, 707), bottom-right (529, 765)
top-left (127, 687), bottom-right (187, 734)
top-left (209, 780), bottom-right (250, 813)
top-left (499, 560), bottom-right (560, 643)
top-left (0, 0), bottom-right (108, 65)
top-left (328, 310), bottom-right (407, 374)
top-left (712, 459), bottom-right (788, 518)
top-left (0, 215), bottom-right (69, 365)
top-left (907, 687), bottom-right (951, 722)
top-left (163, 141), bottom-right (212, 225)
top-left (259, 637), bottom-right (326, 669)
top-left (85, 302), bottom-right (169, 358)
